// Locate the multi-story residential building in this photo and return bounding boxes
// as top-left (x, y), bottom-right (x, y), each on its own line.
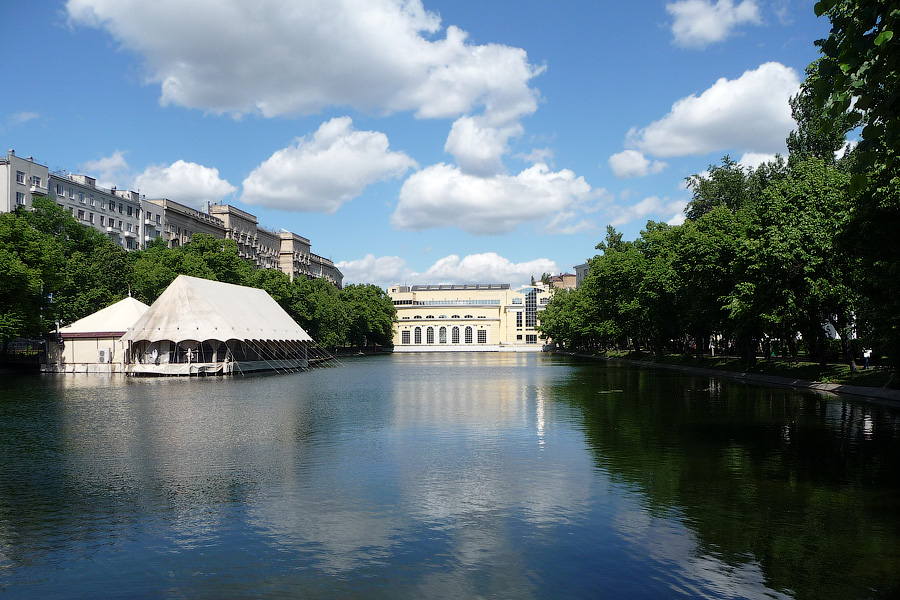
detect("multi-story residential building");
top-left (146, 198), bottom-right (226, 247)
top-left (277, 231), bottom-right (341, 286)
top-left (387, 283), bottom-right (551, 351)
top-left (1, 150), bottom-right (343, 287)
top-left (0, 151), bottom-right (49, 213)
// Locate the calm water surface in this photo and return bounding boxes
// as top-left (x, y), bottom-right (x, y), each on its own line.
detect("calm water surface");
top-left (1, 353), bottom-right (898, 599)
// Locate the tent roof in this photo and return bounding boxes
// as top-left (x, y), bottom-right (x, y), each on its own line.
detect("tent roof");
top-left (120, 275), bottom-right (312, 344)
top-left (60, 296), bottom-right (150, 338)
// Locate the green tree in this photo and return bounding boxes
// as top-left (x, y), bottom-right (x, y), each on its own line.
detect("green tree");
top-left (812, 0), bottom-right (900, 365)
top-left (290, 277), bottom-right (348, 349)
top-left (340, 284), bottom-right (396, 349)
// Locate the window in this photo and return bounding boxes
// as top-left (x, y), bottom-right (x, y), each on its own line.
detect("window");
top-left (464, 314), bottom-right (473, 319)
top-left (426, 327), bottom-right (435, 344)
top-left (100, 216), bottom-right (105, 226)
top-left (439, 327), bottom-right (447, 344)
top-left (77, 210), bottom-right (85, 220)
top-left (31, 175), bottom-right (41, 187)
top-left (78, 192), bottom-right (85, 204)
top-left (119, 203), bottom-right (124, 213)
top-left (512, 298), bottom-right (522, 304)
top-left (401, 316), bottom-right (409, 320)
top-left (516, 312), bottom-right (523, 327)
top-left (156, 214), bottom-right (161, 224)
top-left (89, 196), bottom-right (95, 207)
top-left (451, 314), bottom-right (460, 319)
top-left (414, 327), bottom-right (422, 344)
top-left (69, 188), bottom-right (74, 199)
top-left (56, 184), bottom-right (64, 196)
top-left (477, 329), bottom-right (487, 344)
top-left (477, 316), bottom-right (486, 319)
top-left (540, 296), bottom-right (549, 304)
top-left (89, 213), bottom-right (94, 224)
top-left (401, 330), bottom-right (411, 344)
top-left (127, 206), bottom-right (133, 217)
top-left (426, 315), bottom-right (434, 319)
top-left (526, 334), bottom-right (538, 344)
top-left (452, 327), bottom-right (460, 344)
top-left (465, 327), bottom-right (473, 344)
top-left (525, 288), bottom-right (538, 327)
top-left (16, 192), bottom-right (25, 205)
top-left (15, 171), bottom-right (25, 184)
top-left (414, 315), bottom-right (422, 319)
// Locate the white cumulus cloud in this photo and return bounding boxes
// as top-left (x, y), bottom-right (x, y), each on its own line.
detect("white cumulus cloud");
top-left (336, 254), bottom-right (409, 287)
top-left (416, 253), bottom-right (558, 285)
top-left (608, 150), bottom-right (668, 179)
top-left (607, 196), bottom-right (688, 228)
top-left (81, 150), bottom-right (131, 189)
top-left (738, 152), bottom-right (778, 169)
top-left (667, 0), bottom-right (761, 48)
top-left (241, 117), bottom-right (416, 213)
top-left (627, 62), bottom-right (799, 158)
top-left (134, 160), bottom-right (236, 205)
top-left (393, 163), bottom-right (594, 235)
top-left (65, 0), bottom-right (541, 125)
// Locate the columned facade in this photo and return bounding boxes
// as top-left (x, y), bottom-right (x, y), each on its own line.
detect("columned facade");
top-left (388, 284), bottom-right (550, 352)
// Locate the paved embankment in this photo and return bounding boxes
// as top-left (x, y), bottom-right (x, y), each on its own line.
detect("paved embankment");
top-left (562, 352), bottom-right (900, 407)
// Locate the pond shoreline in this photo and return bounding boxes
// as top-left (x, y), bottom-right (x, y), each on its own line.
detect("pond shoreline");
top-left (560, 351), bottom-right (900, 407)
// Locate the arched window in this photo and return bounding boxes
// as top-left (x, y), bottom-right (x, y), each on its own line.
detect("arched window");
top-left (452, 327), bottom-right (460, 344)
top-left (451, 314), bottom-right (460, 319)
top-left (439, 326), bottom-right (447, 344)
top-left (465, 326), bottom-right (473, 344)
top-left (414, 327), bottom-right (422, 344)
top-left (426, 327), bottom-right (435, 344)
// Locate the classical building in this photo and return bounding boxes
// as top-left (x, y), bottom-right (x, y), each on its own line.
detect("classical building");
top-left (388, 284), bottom-right (551, 351)
top-left (1, 150), bottom-right (342, 286)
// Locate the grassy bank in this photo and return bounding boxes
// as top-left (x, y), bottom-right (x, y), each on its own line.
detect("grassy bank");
top-left (587, 350), bottom-right (897, 389)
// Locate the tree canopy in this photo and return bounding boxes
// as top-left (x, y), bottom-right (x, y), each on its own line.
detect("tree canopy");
top-left (0, 200), bottom-right (395, 351)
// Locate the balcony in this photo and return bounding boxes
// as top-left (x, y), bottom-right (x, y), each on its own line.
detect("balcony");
top-left (30, 183), bottom-right (48, 195)
top-left (123, 230), bottom-right (137, 239)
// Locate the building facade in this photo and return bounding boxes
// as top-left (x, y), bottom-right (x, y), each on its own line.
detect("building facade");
top-left (388, 284), bottom-right (551, 351)
top-left (1, 150), bottom-right (342, 286)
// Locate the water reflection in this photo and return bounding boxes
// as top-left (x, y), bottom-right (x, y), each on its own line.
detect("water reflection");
top-left (0, 355), bottom-right (898, 598)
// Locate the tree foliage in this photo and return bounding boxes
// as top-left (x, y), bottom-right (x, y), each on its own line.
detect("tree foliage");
top-left (0, 203), bottom-right (395, 350)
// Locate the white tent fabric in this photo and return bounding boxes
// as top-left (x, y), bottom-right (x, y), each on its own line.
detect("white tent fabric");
top-left (121, 275), bottom-right (312, 343)
top-left (60, 296), bottom-right (150, 337)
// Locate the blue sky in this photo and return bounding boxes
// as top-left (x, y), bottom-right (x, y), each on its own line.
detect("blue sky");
top-left (1, 1), bottom-right (833, 287)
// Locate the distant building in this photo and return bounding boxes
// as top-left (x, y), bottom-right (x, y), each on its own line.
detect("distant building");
top-left (574, 262), bottom-right (591, 287)
top-left (0, 150), bottom-right (342, 287)
top-left (547, 273), bottom-right (577, 290)
top-left (387, 283), bottom-right (551, 351)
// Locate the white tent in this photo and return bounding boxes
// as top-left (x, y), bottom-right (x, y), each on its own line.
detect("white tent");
top-left (47, 296), bottom-right (150, 373)
top-left (121, 275), bottom-right (312, 376)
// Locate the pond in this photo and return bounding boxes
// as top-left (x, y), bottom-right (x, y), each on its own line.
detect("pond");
top-left (1, 353), bottom-right (898, 599)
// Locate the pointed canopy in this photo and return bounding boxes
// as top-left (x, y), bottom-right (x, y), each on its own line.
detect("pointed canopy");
top-left (60, 296), bottom-right (150, 338)
top-left (120, 275), bottom-right (312, 344)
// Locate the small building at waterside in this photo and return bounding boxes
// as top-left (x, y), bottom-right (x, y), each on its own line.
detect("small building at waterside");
top-left (121, 275), bottom-right (313, 376)
top-left (388, 284), bottom-right (551, 352)
top-left (45, 296), bottom-right (150, 373)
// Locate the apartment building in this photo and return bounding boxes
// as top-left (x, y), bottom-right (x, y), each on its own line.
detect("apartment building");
top-left (1, 150), bottom-right (343, 287)
top-left (387, 283), bottom-right (551, 351)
